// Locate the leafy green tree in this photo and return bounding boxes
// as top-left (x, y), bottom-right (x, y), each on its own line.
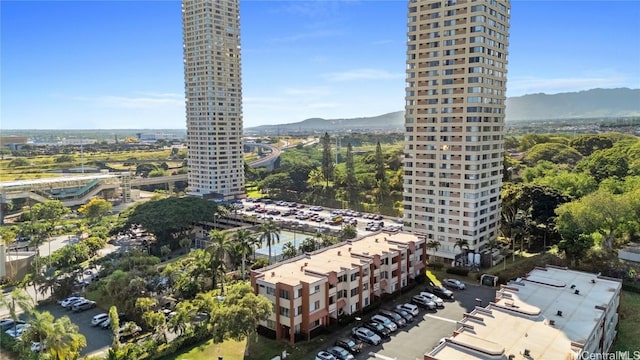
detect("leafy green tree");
top-left (168, 301), bottom-right (197, 336)
top-left (533, 171), bottom-right (598, 199)
top-left (321, 132), bottom-right (334, 188)
top-left (374, 141), bottom-right (386, 182)
top-left (78, 198), bottom-right (113, 224)
top-left (259, 173), bottom-right (294, 198)
top-left (569, 134), bottom-right (614, 156)
top-left (257, 221), bottom-right (281, 265)
top-left (345, 143), bottom-right (358, 202)
top-left (340, 225), bottom-right (357, 240)
top-left (216, 283), bottom-right (272, 353)
top-left (454, 239), bottom-right (469, 253)
top-left (524, 143), bottom-right (583, 165)
top-left (109, 306), bottom-right (121, 350)
top-left (298, 238), bottom-right (317, 253)
top-left (576, 146), bottom-right (629, 182)
top-left (555, 189), bottom-right (636, 254)
top-left (29, 200), bottom-right (70, 268)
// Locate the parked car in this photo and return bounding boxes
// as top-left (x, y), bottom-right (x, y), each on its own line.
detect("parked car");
top-left (99, 318), bottom-right (112, 329)
top-left (392, 307), bottom-right (414, 322)
top-left (315, 351), bottom-right (337, 360)
top-left (31, 341), bottom-right (45, 352)
top-left (0, 318), bottom-right (26, 331)
top-left (327, 346), bottom-right (355, 360)
top-left (427, 285), bottom-right (455, 300)
top-left (411, 294), bottom-right (437, 310)
top-left (443, 278), bottom-right (466, 290)
top-left (370, 314), bottom-right (398, 332)
top-left (378, 310), bottom-right (407, 327)
top-left (363, 321), bottom-right (391, 339)
top-left (91, 313), bottom-right (109, 326)
top-left (60, 296), bottom-right (85, 309)
top-left (351, 327), bottom-right (382, 345)
top-left (72, 300), bottom-right (96, 312)
top-left (335, 338), bottom-right (363, 354)
top-left (396, 303), bottom-right (419, 316)
top-left (419, 292), bottom-right (445, 307)
top-left (117, 322), bottom-right (142, 341)
top-left (5, 323), bottom-right (30, 338)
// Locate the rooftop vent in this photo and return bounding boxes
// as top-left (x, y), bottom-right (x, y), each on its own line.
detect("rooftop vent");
top-left (523, 349), bottom-right (531, 357)
top-left (508, 355), bottom-right (515, 360)
top-left (349, 247), bottom-right (352, 252)
top-left (271, 271), bottom-right (275, 277)
top-left (556, 310), bottom-right (563, 317)
top-left (549, 319), bottom-right (555, 326)
top-left (591, 279), bottom-right (596, 284)
top-left (375, 238), bottom-right (379, 243)
top-left (338, 251), bottom-right (341, 256)
top-left (574, 289), bottom-right (580, 295)
top-left (570, 284), bottom-right (576, 289)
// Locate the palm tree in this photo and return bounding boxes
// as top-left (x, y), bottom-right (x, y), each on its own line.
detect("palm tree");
top-left (168, 301), bottom-right (196, 336)
top-left (46, 316), bottom-right (87, 359)
top-left (0, 288), bottom-right (34, 335)
top-left (281, 242), bottom-right (297, 260)
top-left (207, 230), bottom-right (233, 294)
top-left (233, 229), bottom-right (257, 280)
top-left (257, 221), bottom-right (281, 264)
top-left (454, 238), bottom-right (471, 266)
top-left (426, 240), bottom-right (441, 263)
top-left (22, 310), bottom-right (55, 356)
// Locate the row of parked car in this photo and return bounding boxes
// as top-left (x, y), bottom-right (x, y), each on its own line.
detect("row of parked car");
top-left (315, 279), bottom-right (467, 360)
top-left (59, 295), bottom-right (97, 312)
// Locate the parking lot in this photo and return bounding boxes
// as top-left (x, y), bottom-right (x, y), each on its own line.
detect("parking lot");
top-left (37, 301), bottom-right (112, 357)
top-left (306, 281), bottom-right (496, 360)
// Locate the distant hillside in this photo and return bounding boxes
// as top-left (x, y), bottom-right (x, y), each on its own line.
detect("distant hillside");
top-left (245, 88), bottom-right (640, 134)
top-left (505, 88), bottom-right (640, 121)
top-left (245, 111), bottom-right (405, 134)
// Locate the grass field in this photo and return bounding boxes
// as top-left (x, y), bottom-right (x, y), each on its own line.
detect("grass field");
top-left (612, 290), bottom-right (640, 351)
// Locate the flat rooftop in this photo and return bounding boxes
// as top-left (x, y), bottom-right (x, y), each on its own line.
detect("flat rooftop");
top-left (254, 232), bottom-right (421, 287)
top-left (0, 174), bottom-right (119, 189)
top-left (427, 267), bottom-right (621, 360)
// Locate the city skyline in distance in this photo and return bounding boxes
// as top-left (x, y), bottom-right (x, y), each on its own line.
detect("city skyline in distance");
top-left (2, 1), bottom-right (639, 130)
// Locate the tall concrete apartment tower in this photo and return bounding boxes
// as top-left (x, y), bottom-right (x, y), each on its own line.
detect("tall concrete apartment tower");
top-left (403, 0), bottom-right (510, 263)
top-left (182, 0), bottom-right (245, 200)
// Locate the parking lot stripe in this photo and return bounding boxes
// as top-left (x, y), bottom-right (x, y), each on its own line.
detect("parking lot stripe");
top-left (368, 353), bottom-right (397, 360)
top-left (425, 314), bottom-right (457, 324)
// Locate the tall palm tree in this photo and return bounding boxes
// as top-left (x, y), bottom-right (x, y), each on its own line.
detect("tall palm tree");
top-left (46, 316), bottom-right (87, 360)
top-left (0, 288), bottom-right (33, 335)
top-left (207, 230), bottom-right (233, 294)
top-left (22, 310), bottom-right (55, 356)
top-left (426, 240), bottom-right (441, 262)
top-left (454, 238), bottom-right (471, 266)
top-left (257, 222), bottom-right (280, 265)
top-left (233, 229), bottom-right (257, 280)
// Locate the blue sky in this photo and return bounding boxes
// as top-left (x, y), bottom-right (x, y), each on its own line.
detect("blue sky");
top-left (1, 1), bottom-right (639, 129)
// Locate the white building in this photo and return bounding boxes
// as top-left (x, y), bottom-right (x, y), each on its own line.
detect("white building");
top-left (427, 266), bottom-right (622, 360)
top-left (402, 0), bottom-right (510, 261)
top-left (182, 0), bottom-right (245, 200)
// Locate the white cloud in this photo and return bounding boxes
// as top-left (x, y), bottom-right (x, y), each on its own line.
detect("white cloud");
top-left (323, 68), bottom-right (404, 82)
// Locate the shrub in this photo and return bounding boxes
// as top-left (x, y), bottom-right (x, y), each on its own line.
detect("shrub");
top-left (427, 262), bottom-right (444, 270)
top-left (446, 267), bottom-right (470, 276)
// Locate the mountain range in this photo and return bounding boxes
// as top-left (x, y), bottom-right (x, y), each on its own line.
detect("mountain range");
top-left (245, 88), bottom-right (640, 133)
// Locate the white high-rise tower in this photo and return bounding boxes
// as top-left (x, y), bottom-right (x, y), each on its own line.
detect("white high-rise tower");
top-left (182, 0), bottom-right (245, 200)
top-left (403, 0), bottom-right (510, 262)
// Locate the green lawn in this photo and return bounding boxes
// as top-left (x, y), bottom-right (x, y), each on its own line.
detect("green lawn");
top-left (167, 332), bottom-right (326, 360)
top-left (612, 290), bottom-right (640, 352)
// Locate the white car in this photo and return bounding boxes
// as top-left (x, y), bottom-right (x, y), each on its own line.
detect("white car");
top-left (443, 278), bottom-right (466, 290)
top-left (31, 341), bottom-right (45, 352)
top-left (60, 296), bottom-right (85, 308)
top-left (370, 314), bottom-right (397, 332)
top-left (396, 303), bottom-right (419, 316)
top-left (91, 313), bottom-right (109, 326)
top-left (351, 327), bottom-right (381, 346)
top-left (420, 292), bottom-right (445, 307)
top-left (326, 346), bottom-right (355, 360)
top-left (5, 323), bottom-right (30, 338)
top-left (315, 351), bottom-right (337, 360)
